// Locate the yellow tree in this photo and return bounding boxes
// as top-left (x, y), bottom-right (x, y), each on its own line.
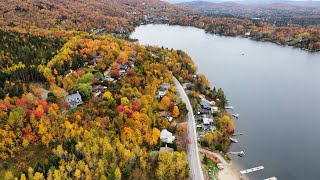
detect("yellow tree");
top-left (158, 96), bottom-right (171, 111)
top-left (172, 106), bottom-right (179, 117)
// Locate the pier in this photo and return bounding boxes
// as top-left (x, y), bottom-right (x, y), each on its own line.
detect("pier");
top-left (240, 166), bottom-right (264, 174)
top-left (233, 132), bottom-right (244, 136)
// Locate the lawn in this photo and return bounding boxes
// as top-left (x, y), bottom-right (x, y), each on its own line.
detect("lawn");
top-left (203, 155), bottom-right (219, 180)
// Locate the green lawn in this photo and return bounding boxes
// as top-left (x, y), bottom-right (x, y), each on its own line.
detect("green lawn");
top-left (203, 156), bottom-right (218, 180)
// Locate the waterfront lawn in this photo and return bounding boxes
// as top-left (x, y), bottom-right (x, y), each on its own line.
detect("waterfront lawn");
top-left (203, 155), bottom-right (219, 180)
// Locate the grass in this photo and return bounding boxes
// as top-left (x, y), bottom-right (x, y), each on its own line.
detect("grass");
top-left (203, 155), bottom-right (219, 180)
top-left (0, 144), bottom-right (52, 179)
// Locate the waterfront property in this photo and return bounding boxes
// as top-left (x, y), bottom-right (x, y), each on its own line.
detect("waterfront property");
top-left (131, 24), bottom-right (320, 180)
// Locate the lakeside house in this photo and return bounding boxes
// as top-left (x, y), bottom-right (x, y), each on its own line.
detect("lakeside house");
top-left (202, 117), bottom-right (216, 132)
top-left (200, 100), bottom-right (212, 110)
top-left (66, 91), bottom-right (83, 109)
top-left (160, 129), bottom-right (175, 144)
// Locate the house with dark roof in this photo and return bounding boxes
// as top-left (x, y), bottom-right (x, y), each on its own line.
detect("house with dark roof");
top-left (200, 100), bottom-right (212, 110)
top-left (92, 85), bottom-right (107, 97)
top-left (66, 91), bottom-right (83, 109)
top-left (158, 83), bottom-right (170, 97)
top-left (120, 64), bottom-right (129, 74)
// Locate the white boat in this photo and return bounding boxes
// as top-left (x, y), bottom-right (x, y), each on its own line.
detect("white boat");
top-left (238, 151), bottom-right (245, 157)
top-left (230, 137), bottom-right (238, 143)
top-left (232, 114), bottom-right (239, 118)
top-left (225, 106), bottom-right (234, 110)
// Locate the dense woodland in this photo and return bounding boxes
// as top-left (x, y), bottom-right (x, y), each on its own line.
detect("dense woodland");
top-left (0, 28), bottom-right (234, 179)
top-left (170, 16), bottom-right (320, 51)
top-left (1, 0), bottom-right (316, 179)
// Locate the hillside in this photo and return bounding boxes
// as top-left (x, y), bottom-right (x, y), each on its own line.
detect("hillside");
top-left (0, 0), bottom-right (190, 32)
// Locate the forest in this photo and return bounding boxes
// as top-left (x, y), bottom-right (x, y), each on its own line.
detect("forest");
top-left (0, 27), bottom-right (234, 179)
top-left (1, 0), bottom-right (319, 51)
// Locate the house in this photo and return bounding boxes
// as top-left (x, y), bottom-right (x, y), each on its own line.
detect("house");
top-left (120, 64), bottom-right (129, 74)
top-left (160, 129), bottom-right (175, 144)
top-left (158, 83), bottom-right (170, 97)
top-left (66, 91), bottom-right (83, 109)
top-left (92, 85), bottom-right (107, 93)
top-left (158, 87), bottom-right (167, 97)
top-left (202, 117), bottom-right (214, 125)
top-left (102, 76), bottom-right (115, 82)
top-left (200, 100), bottom-right (212, 110)
top-left (92, 85), bottom-right (107, 97)
top-left (198, 109), bottom-right (211, 115)
top-left (88, 55), bottom-right (103, 66)
top-left (128, 58), bottom-right (135, 67)
top-left (202, 117), bottom-right (216, 131)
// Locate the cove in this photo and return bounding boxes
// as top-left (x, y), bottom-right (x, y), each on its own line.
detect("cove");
top-left (131, 24), bottom-right (320, 180)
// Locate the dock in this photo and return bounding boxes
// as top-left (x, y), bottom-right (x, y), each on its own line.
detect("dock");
top-left (233, 132), bottom-right (244, 136)
top-left (228, 151), bottom-right (245, 157)
top-left (240, 166), bottom-right (264, 174)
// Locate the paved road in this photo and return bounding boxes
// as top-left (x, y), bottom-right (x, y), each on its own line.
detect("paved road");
top-left (198, 148), bottom-right (228, 165)
top-left (173, 77), bottom-right (204, 180)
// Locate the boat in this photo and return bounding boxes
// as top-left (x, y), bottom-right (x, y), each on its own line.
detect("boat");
top-left (232, 114), bottom-right (239, 118)
top-left (230, 137), bottom-right (238, 143)
top-left (225, 106), bottom-right (234, 110)
top-left (238, 151), bottom-right (245, 157)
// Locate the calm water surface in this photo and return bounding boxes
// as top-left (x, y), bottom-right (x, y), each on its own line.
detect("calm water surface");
top-left (131, 24), bottom-right (320, 180)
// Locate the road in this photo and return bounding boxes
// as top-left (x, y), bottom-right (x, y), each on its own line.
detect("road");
top-left (198, 148), bottom-right (228, 165)
top-left (173, 77), bottom-right (204, 180)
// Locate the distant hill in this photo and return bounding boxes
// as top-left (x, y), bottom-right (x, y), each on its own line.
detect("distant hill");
top-left (178, 0), bottom-right (320, 10)
top-left (0, 0), bottom-right (190, 32)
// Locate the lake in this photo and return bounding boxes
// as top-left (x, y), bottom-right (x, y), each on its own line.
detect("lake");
top-left (131, 24), bottom-right (320, 180)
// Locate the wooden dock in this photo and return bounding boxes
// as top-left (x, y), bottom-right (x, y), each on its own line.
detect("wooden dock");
top-left (240, 166), bottom-right (264, 174)
top-left (233, 132), bottom-right (244, 136)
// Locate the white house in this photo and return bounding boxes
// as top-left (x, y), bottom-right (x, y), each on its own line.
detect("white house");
top-left (160, 129), bottom-right (175, 144)
top-left (66, 91), bottom-right (83, 109)
top-left (203, 117), bottom-right (214, 125)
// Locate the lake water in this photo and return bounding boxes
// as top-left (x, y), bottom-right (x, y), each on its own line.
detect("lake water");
top-left (131, 24), bottom-right (320, 180)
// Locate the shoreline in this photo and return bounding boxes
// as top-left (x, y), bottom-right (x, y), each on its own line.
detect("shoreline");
top-left (217, 160), bottom-right (249, 180)
top-left (200, 148), bottom-right (248, 180)
top-left (132, 23), bottom-right (320, 53)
